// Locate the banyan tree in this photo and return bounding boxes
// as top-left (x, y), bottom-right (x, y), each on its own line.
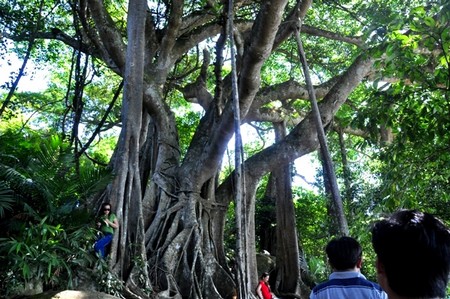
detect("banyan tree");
top-left (3, 0), bottom-right (445, 297)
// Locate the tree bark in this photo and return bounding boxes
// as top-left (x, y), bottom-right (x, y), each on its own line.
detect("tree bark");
top-left (107, 0), bottom-right (150, 292)
top-left (273, 122), bottom-right (301, 297)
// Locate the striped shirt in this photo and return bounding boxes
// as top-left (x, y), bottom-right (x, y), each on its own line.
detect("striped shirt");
top-left (310, 271), bottom-right (387, 299)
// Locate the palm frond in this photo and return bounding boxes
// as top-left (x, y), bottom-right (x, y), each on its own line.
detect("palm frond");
top-left (0, 182), bottom-right (14, 218)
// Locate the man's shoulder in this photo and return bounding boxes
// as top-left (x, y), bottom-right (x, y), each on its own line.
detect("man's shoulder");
top-left (310, 271), bottom-right (387, 298)
top-left (311, 278), bottom-right (387, 299)
top-left (312, 275), bottom-right (384, 292)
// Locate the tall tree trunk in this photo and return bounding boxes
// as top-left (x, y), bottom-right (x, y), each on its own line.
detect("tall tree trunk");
top-left (273, 122), bottom-right (301, 297)
top-left (86, 1), bottom-right (373, 297)
top-left (107, 0), bottom-right (150, 293)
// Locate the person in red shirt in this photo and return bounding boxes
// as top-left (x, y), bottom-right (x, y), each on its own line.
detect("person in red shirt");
top-left (256, 272), bottom-right (276, 299)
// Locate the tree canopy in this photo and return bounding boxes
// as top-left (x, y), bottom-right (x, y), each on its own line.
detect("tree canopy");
top-left (1, 0), bottom-right (449, 298)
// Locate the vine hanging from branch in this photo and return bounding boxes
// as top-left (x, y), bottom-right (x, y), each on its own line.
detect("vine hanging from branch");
top-left (294, 19), bottom-right (349, 236)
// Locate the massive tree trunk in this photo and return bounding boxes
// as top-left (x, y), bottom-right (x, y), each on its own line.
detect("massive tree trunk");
top-left (273, 122), bottom-right (301, 297)
top-left (107, 0), bottom-right (151, 295)
top-left (5, 0), bottom-right (446, 297)
top-left (5, 0), bottom-right (378, 297)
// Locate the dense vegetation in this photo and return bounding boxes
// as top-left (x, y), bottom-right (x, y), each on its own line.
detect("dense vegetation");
top-left (1, 0), bottom-right (450, 298)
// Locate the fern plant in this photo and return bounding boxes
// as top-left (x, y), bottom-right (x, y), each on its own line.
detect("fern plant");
top-left (0, 133), bottom-right (111, 296)
top-left (0, 181), bottom-right (14, 217)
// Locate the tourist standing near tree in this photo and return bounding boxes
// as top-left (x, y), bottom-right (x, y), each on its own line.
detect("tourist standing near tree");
top-left (94, 202), bottom-right (119, 258)
top-left (256, 272), bottom-right (278, 299)
top-left (371, 209), bottom-right (450, 299)
top-left (310, 236), bottom-right (387, 299)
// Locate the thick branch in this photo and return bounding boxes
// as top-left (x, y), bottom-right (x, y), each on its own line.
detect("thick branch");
top-left (273, 0), bottom-right (312, 50)
top-left (237, 0), bottom-right (289, 114)
top-left (4, 30), bottom-right (91, 54)
top-left (301, 25), bottom-right (365, 48)
top-left (157, 0), bottom-right (184, 73)
top-left (217, 53), bottom-right (375, 203)
top-left (251, 79), bottom-right (338, 109)
top-left (180, 0), bottom-right (290, 184)
top-left (87, 0), bottom-right (127, 73)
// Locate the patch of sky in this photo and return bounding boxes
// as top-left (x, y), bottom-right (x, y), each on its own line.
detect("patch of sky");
top-left (226, 122), bottom-right (319, 192)
top-left (0, 49), bottom-right (50, 93)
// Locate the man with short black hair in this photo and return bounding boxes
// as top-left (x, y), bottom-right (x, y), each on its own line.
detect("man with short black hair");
top-left (310, 236), bottom-right (387, 299)
top-left (371, 209), bottom-right (450, 299)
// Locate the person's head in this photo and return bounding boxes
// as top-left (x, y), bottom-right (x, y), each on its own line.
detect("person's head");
top-left (326, 236), bottom-right (362, 271)
top-left (260, 272), bottom-right (270, 282)
top-left (101, 202), bottom-right (112, 214)
top-left (371, 209), bottom-right (450, 298)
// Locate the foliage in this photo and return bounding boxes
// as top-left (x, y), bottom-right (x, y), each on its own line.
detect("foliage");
top-left (0, 132), bottom-right (111, 218)
top-left (0, 216), bottom-right (96, 297)
top-left (175, 107), bottom-right (202, 159)
top-left (91, 258), bottom-right (125, 298)
top-left (0, 181), bottom-right (14, 218)
top-left (348, 0), bottom-right (450, 220)
top-left (293, 187), bottom-right (328, 282)
top-left (1, 0), bottom-right (450, 297)
top-left (0, 126), bottom-right (112, 295)
top-left (375, 138), bottom-right (450, 218)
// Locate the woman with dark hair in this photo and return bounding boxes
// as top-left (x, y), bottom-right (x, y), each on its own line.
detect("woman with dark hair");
top-left (256, 272), bottom-right (276, 299)
top-left (94, 202), bottom-right (119, 258)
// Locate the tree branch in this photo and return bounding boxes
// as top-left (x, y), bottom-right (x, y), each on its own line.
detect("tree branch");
top-left (87, 0), bottom-right (127, 73)
top-left (246, 53), bottom-right (375, 180)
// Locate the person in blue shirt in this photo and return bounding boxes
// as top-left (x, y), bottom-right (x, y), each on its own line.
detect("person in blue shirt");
top-left (310, 236), bottom-right (387, 299)
top-left (371, 209), bottom-right (450, 299)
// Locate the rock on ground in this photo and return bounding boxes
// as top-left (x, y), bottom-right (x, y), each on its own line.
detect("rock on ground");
top-left (11, 290), bottom-right (121, 299)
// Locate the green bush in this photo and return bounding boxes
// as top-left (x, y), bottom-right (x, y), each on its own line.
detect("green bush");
top-left (0, 216), bottom-right (95, 297)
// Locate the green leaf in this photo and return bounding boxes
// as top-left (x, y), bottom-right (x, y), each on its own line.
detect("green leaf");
top-left (22, 262), bottom-right (30, 280)
top-left (423, 17), bottom-right (435, 28)
top-left (411, 6), bottom-right (426, 17)
top-left (439, 56), bottom-right (448, 67)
